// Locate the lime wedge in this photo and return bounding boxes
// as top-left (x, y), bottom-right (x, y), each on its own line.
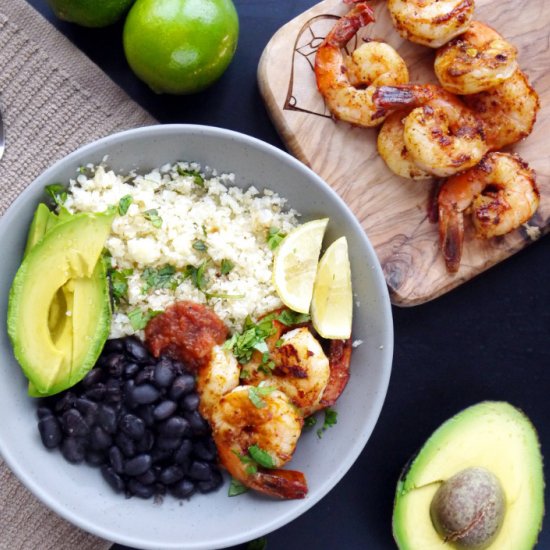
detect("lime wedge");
top-left (272, 218), bottom-right (329, 313)
top-left (311, 236), bottom-right (353, 339)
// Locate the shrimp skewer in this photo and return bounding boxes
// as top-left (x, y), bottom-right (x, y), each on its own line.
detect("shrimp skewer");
top-left (388, 0), bottom-right (475, 48)
top-left (374, 84), bottom-right (487, 177)
top-left (438, 152), bottom-right (540, 272)
top-left (210, 386), bottom-right (307, 499)
top-left (462, 70), bottom-right (540, 151)
top-left (434, 21), bottom-right (518, 95)
top-left (314, 3), bottom-right (409, 127)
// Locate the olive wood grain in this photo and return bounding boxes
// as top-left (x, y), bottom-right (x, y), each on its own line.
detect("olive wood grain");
top-left (258, 0), bottom-right (549, 306)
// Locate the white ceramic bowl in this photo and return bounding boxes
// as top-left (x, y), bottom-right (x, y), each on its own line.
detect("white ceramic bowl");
top-left (0, 125), bottom-right (393, 550)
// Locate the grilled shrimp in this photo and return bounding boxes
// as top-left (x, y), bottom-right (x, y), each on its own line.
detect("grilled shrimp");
top-left (377, 111), bottom-right (432, 180)
top-left (434, 21), bottom-right (518, 94)
top-left (438, 152), bottom-right (539, 272)
top-left (247, 327), bottom-right (330, 417)
top-left (314, 2), bottom-right (409, 127)
top-left (462, 69), bottom-right (540, 151)
top-left (210, 385), bottom-right (307, 499)
top-left (387, 0), bottom-right (475, 48)
top-left (374, 84), bottom-right (487, 177)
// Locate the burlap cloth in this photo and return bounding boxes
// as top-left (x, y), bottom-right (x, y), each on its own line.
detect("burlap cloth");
top-left (0, 1), bottom-right (156, 548)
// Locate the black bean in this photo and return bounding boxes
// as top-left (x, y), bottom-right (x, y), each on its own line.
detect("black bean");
top-left (198, 471), bottom-right (223, 494)
top-left (103, 353), bottom-right (125, 377)
top-left (124, 454), bottom-right (153, 476)
top-left (154, 359), bottom-right (175, 388)
top-left (137, 469), bottom-right (156, 485)
top-left (135, 429), bottom-right (155, 453)
top-left (90, 426), bottom-right (113, 451)
top-left (156, 435), bottom-right (182, 451)
top-left (125, 336), bottom-right (151, 363)
top-left (171, 361), bottom-right (186, 375)
top-left (185, 410), bottom-right (210, 435)
top-left (119, 414), bottom-right (146, 440)
top-left (131, 384), bottom-right (160, 405)
top-left (61, 409), bottom-right (89, 437)
top-left (85, 383), bottom-right (106, 402)
top-left (192, 439), bottom-right (217, 462)
top-left (105, 378), bottom-right (122, 403)
top-left (108, 446), bottom-right (125, 474)
top-left (74, 398), bottom-right (99, 425)
top-left (153, 400), bottom-right (178, 421)
top-left (181, 393), bottom-right (200, 412)
top-left (159, 465), bottom-right (185, 485)
top-left (174, 439), bottom-right (193, 465)
top-left (151, 448), bottom-right (174, 465)
top-left (123, 380), bottom-right (137, 408)
top-left (170, 479), bottom-right (195, 499)
top-left (37, 406), bottom-right (53, 419)
top-left (134, 365), bottom-right (155, 386)
top-left (61, 437), bottom-right (87, 464)
top-left (115, 432), bottom-right (136, 458)
top-left (82, 368), bottom-right (104, 389)
top-left (85, 450), bottom-right (106, 467)
top-left (54, 391), bottom-right (76, 412)
top-left (127, 479), bottom-right (155, 499)
top-left (169, 375), bottom-right (195, 400)
top-left (98, 404), bottom-right (118, 434)
top-left (188, 460), bottom-right (212, 481)
top-left (102, 338), bottom-right (125, 354)
top-left (135, 405), bottom-right (155, 427)
top-left (38, 416), bottom-right (62, 449)
top-left (101, 465), bottom-right (125, 493)
top-left (159, 416), bottom-right (190, 438)
top-left (124, 362), bottom-right (140, 379)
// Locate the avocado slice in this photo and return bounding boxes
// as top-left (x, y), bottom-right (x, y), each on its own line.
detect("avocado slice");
top-left (393, 401), bottom-right (544, 550)
top-left (8, 210), bottom-right (114, 394)
top-left (23, 203), bottom-right (59, 257)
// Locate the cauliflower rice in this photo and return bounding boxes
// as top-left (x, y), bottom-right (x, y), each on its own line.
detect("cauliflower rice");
top-left (63, 160), bottom-right (300, 337)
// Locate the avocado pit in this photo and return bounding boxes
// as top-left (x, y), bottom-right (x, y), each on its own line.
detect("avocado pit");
top-left (430, 467), bottom-right (505, 549)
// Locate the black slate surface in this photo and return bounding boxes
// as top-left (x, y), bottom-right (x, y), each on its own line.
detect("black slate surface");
top-left (24, 1), bottom-right (550, 549)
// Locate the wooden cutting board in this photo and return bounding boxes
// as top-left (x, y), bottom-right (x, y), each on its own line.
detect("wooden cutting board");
top-left (258, 0), bottom-right (550, 306)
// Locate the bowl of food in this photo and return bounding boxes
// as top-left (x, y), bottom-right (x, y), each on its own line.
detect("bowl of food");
top-left (0, 124), bottom-right (393, 549)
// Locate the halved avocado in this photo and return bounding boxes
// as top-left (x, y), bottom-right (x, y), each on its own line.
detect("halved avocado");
top-left (393, 401), bottom-right (544, 550)
top-left (8, 210), bottom-right (114, 394)
top-left (23, 203), bottom-right (58, 257)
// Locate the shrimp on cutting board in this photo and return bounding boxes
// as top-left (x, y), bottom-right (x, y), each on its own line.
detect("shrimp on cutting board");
top-left (374, 84), bottom-right (487, 177)
top-left (462, 69), bottom-right (540, 151)
top-left (210, 385), bottom-right (307, 499)
top-left (434, 21), bottom-right (518, 95)
top-left (438, 152), bottom-right (540, 272)
top-left (314, 2), bottom-right (409, 127)
top-left (387, 0), bottom-right (475, 48)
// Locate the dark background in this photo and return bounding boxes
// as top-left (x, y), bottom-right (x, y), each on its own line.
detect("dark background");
top-left (25, 1), bottom-right (550, 549)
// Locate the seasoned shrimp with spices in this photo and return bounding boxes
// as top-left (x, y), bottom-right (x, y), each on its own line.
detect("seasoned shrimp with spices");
top-left (210, 385), bottom-right (307, 499)
top-left (462, 69), bottom-right (540, 151)
top-left (434, 21), bottom-right (518, 95)
top-left (438, 152), bottom-right (539, 272)
top-left (374, 84), bottom-right (487, 177)
top-left (377, 111), bottom-right (432, 180)
top-left (314, 3), bottom-right (409, 127)
top-left (388, 0), bottom-right (475, 48)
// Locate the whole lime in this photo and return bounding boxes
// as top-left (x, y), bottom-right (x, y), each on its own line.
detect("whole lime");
top-left (123, 0), bottom-right (239, 95)
top-left (47, 0), bottom-right (136, 27)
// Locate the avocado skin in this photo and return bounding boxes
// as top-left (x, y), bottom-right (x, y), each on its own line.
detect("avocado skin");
top-left (392, 401), bottom-right (545, 550)
top-left (8, 210), bottom-right (114, 395)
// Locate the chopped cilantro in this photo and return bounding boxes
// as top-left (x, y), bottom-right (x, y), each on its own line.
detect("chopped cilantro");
top-left (143, 209), bottom-right (163, 228)
top-left (223, 315), bottom-right (278, 364)
top-left (184, 260), bottom-right (209, 292)
top-left (192, 240), bottom-right (208, 252)
top-left (239, 369), bottom-right (251, 380)
top-left (45, 183), bottom-right (68, 206)
top-left (276, 309), bottom-right (311, 326)
top-left (118, 194), bottom-right (133, 215)
top-left (317, 407), bottom-right (338, 438)
top-left (248, 445), bottom-right (275, 469)
top-left (233, 450), bottom-right (258, 475)
top-left (228, 478), bottom-right (249, 497)
top-left (304, 415), bottom-right (318, 429)
top-left (267, 226), bottom-right (286, 250)
top-left (141, 265), bottom-right (179, 293)
top-left (177, 166), bottom-right (205, 187)
top-left (127, 308), bottom-right (162, 331)
top-left (248, 386), bottom-right (276, 409)
top-left (220, 259), bottom-right (234, 275)
top-left (258, 360), bottom-right (275, 375)
top-left (109, 268), bottom-right (133, 305)
top-left (247, 537), bottom-right (267, 550)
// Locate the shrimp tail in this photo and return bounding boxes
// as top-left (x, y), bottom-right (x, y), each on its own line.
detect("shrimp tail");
top-left (250, 469), bottom-right (308, 500)
top-left (319, 338), bottom-right (352, 408)
top-left (373, 85), bottom-right (436, 109)
top-left (438, 205), bottom-right (464, 273)
top-left (326, 3), bottom-right (375, 47)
